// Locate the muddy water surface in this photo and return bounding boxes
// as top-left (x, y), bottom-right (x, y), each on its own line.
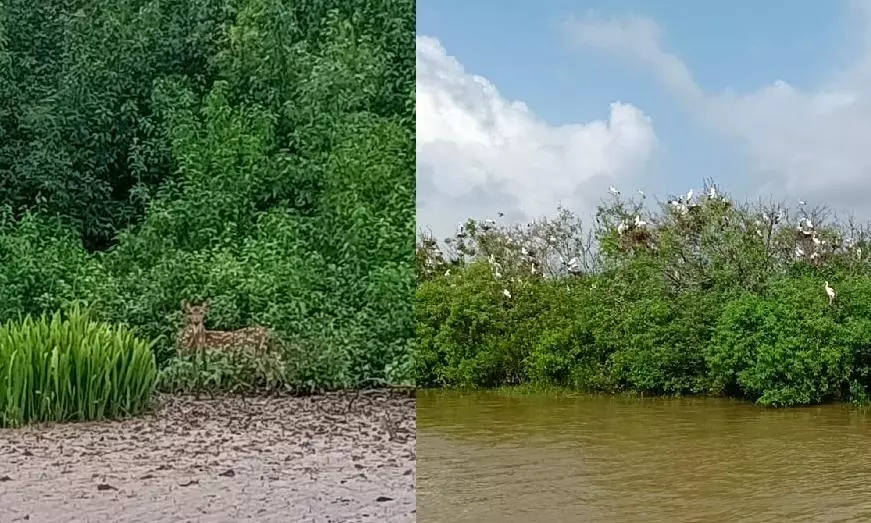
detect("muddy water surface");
top-left (0, 390), bottom-right (415, 523)
top-left (418, 390), bottom-right (871, 523)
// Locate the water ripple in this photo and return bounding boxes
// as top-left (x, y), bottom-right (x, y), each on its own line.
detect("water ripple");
top-left (418, 391), bottom-right (871, 523)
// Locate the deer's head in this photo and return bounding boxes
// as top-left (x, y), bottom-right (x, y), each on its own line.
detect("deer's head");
top-left (182, 300), bottom-right (209, 327)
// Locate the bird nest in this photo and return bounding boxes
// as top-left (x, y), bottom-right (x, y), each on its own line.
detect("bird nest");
top-left (619, 227), bottom-right (654, 251)
top-left (676, 213), bottom-right (706, 235)
top-left (793, 228), bottom-right (814, 241)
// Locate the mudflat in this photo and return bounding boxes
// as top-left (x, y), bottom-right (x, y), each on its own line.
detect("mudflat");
top-left (0, 390), bottom-right (416, 523)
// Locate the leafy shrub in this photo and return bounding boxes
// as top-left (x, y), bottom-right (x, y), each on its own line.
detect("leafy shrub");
top-left (0, 0), bottom-right (416, 392)
top-left (707, 277), bottom-right (871, 406)
top-left (0, 209), bottom-right (110, 323)
top-left (415, 262), bottom-right (515, 387)
top-left (417, 181), bottom-right (871, 406)
top-left (158, 351), bottom-right (285, 395)
top-left (0, 307), bottom-right (157, 427)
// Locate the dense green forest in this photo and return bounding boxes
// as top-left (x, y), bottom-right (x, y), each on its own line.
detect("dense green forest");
top-left (0, 0), bottom-right (414, 391)
top-left (416, 183), bottom-right (871, 407)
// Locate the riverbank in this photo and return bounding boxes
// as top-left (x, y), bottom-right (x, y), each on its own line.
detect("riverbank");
top-left (424, 384), bottom-right (871, 408)
top-left (0, 390), bottom-right (416, 523)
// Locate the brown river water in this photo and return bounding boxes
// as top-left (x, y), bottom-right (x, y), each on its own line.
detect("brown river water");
top-left (417, 389), bottom-right (871, 523)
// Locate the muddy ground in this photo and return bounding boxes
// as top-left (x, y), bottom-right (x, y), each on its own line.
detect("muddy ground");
top-left (0, 390), bottom-right (416, 523)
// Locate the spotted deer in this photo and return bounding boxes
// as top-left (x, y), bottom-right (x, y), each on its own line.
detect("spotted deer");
top-left (179, 301), bottom-right (275, 359)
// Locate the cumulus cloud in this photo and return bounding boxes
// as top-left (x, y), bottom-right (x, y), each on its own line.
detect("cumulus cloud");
top-left (562, 3), bottom-right (871, 212)
top-left (416, 35), bottom-right (657, 240)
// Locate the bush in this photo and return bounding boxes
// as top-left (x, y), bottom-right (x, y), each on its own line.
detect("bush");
top-left (0, 307), bottom-right (158, 427)
top-left (158, 351), bottom-right (285, 395)
top-left (417, 182), bottom-right (871, 406)
top-left (0, 0), bottom-right (416, 393)
top-left (0, 209), bottom-right (110, 323)
top-left (415, 262), bottom-right (513, 387)
top-left (707, 277), bottom-right (871, 406)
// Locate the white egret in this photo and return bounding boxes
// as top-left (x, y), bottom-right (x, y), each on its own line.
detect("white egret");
top-left (825, 281), bottom-right (836, 305)
top-left (503, 289), bottom-right (512, 299)
top-left (668, 199), bottom-right (688, 215)
top-left (609, 186), bottom-right (620, 195)
top-left (634, 215), bottom-right (647, 227)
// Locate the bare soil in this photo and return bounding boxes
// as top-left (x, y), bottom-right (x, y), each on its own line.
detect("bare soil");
top-left (0, 390), bottom-right (416, 522)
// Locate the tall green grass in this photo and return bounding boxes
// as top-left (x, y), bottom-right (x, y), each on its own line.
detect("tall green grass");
top-left (0, 307), bottom-right (158, 427)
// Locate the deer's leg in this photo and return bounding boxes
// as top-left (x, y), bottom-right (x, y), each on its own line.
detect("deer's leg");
top-left (194, 347), bottom-right (201, 401)
top-left (196, 343), bottom-right (206, 400)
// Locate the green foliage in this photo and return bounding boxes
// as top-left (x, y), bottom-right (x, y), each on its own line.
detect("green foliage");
top-left (606, 287), bottom-right (712, 396)
top-left (707, 277), bottom-right (871, 406)
top-left (521, 282), bottom-right (606, 390)
top-left (0, 0), bottom-right (415, 393)
top-left (0, 307), bottom-right (157, 427)
top-left (416, 262), bottom-right (514, 387)
top-left (158, 351), bottom-right (285, 395)
top-left (418, 183), bottom-right (871, 406)
top-left (0, 209), bottom-right (108, 321)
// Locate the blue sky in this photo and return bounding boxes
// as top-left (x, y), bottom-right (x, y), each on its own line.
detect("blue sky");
top-left (416, 0), bottom-right (871, 238)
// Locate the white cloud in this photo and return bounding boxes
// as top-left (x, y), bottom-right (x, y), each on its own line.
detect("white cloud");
top-left (416, 35), bottom-right (657, 240)
top-left (563, 3), bottom-right (871, 212)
